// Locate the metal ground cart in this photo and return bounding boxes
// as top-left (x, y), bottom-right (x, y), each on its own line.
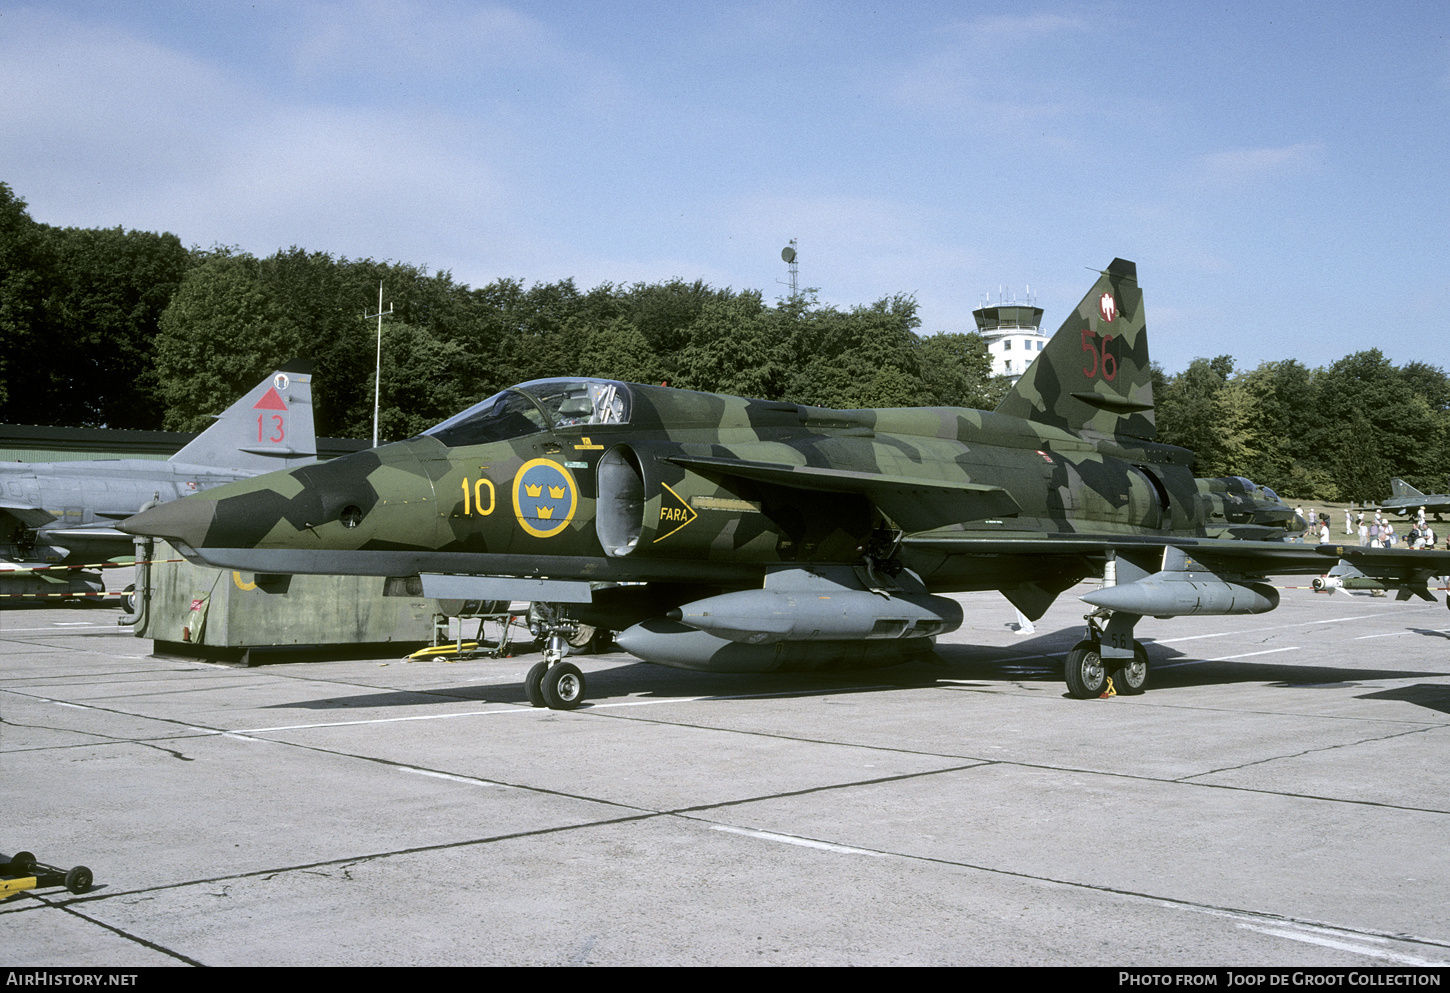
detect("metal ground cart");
top-left (1, 851), bottom-right (93, 900)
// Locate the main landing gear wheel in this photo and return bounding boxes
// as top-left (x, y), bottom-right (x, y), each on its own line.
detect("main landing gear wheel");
top-left (524, 661), bottom-right (550, 708)
top-left (1113, 642), bottom-right (1150, 696)
top-left (1064, 640), bottom-right (1109, 699)
top-left (541, 662), bottom-right (586, 710)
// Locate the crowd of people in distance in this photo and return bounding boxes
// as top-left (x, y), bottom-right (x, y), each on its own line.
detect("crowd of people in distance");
top-left (1300, 505), bottom-right (1447, 549)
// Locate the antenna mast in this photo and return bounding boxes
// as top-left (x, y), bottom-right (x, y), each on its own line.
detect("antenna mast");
top-left (365, 281), bottom-right (394, 448)
top-left (780, 240), bottom-right (799, 297)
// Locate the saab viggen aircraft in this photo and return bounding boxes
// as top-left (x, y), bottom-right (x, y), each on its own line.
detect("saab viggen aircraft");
top-left (120, 264), bottom-right (1450, 706)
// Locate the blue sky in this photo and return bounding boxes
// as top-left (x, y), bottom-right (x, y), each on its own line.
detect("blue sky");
top-left (2, 1), bottom-right (1448, 374)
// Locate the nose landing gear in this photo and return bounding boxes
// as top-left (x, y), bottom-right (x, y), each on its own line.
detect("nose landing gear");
top-left (523, 605), bottom-right (589, 710)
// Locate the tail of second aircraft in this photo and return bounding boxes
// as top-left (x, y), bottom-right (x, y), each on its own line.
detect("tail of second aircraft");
top-left (995, 258), bottom-right (1155, 442)
top-left (169, 360), bottom-right (317, 472)
top-left (1389, 478), bottom-right (1424, 500)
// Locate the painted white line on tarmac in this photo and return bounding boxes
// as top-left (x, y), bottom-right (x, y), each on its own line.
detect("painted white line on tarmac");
top-left (1233, 923), bottom-right (1444, 966)
top-left (402, 767), bottom-right (513, 789)
top-left (1164, 902), bottom-right (1448, 966)
top-left (1155, 647), bottom-right (1301, 669)
top-left (0, 625), bottom-right (119, 633)
top-left (711, 824), bottom-right (886, 857)
top-left (1355, 628), bottom-right (1450, 640)
top-left (1154, 612), bottom-right (1395, 644)
top-left (228, 685), bottom-right (899, 734)
top-left (234, 707), bottom-right (537, 733)
top-left (583, 687), bottom-right (897, 709)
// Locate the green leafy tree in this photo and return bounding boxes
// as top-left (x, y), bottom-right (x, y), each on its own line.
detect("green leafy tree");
top-left (918, 331), bottom-right (997, 408)
top-left (154, 249), bottom-right (292, 432)
top-left (1313, 350), bottom-right (1442, 502)
top-left (575, 316), bottom-right (667, 385)
top-left (1235, 360), bottom-right (1336, 500)
top-left (375, 321), bottom-right (470, 440)
top-left (673, 292), bottom-right (783, 398)
top-left (0, 182), bottom-right (52, 415)
top-left (43, 226), bottom-right (191, 427)
top-left (779, 294), bottom-right (931, 408)
top-left (1157, 355), bottom-right (1256, 477)
top-left (156, 247), bottom-right (470, 438)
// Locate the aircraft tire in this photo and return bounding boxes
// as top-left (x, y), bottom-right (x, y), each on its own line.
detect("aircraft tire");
top-left (525, 661), bottom-right (549, 708)
top-left (121, 585), bottom-right (137, 614)
top-left (1113, 642), bottom-right (1149, 695)
top-left (1064, 640), bottom-right (1109, 699)
top-left (541, 662), bottom-right (586, 710)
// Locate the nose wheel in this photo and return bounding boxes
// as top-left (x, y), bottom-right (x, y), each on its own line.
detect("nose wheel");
top-left (523, 626), bottom-right (588, 710)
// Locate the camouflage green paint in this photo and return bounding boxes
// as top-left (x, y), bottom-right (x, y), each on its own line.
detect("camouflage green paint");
top-left (122, 260), bottom-right (1450, 635)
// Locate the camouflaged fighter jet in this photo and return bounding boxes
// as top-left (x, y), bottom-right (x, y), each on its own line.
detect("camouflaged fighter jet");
top-left (1376, 477), bottom-right (1450, 522)
top-left (119, 260), bottom-right (1450, 706)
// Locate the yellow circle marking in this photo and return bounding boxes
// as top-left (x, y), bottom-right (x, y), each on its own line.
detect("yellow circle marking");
top-left (511, 459), bottom-right (578, 538)
top-left (232, 571), bottom-right (258, 591)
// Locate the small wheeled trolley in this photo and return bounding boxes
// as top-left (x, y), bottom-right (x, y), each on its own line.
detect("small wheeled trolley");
top-left (1, 851), bottom-right (93, 900)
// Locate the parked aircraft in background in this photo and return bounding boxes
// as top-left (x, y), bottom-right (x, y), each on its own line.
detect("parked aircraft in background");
top-left (1377, 477), bottom-right (1450, 521)
top-left (1, 362), bottom-right (315, 574)
top-left (121, 263), bottom-right (1450, 704)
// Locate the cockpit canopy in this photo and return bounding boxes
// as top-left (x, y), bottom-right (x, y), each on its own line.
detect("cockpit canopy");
top-left (423, 379), bottom-right (631, 448)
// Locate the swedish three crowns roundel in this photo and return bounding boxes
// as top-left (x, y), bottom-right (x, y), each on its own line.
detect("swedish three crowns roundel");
top-left (512, 459), bottom-right (578, 538)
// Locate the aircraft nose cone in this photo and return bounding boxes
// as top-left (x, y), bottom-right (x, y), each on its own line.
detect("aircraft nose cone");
top-left (119, 497), bottom-right (217, 549)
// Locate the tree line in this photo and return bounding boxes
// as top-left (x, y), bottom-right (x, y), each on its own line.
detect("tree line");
top-left (1153, 353), bottom-right (1450, 503)
top-left (0, 182), bottom-right (1001, 443)
top-left (2, 181), bottom-right (1448, 502)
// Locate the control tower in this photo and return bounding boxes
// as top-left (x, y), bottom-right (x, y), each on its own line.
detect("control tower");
top-left (973, 298), bottom-right (1049, 383)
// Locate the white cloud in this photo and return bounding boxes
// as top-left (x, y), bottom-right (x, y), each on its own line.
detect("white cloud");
top-left (947, 12), bottom-right (1086, 41)
top-left (891, 11), bottom-right (1086, 123)
top-left (0, 7), bottom-right (525, 270)
top-left (1195, 143), bottom-right (1326, 185)
top-left (0, 10), bottom-right (231, 205)
top-left (282, 0), bottom-right (563, 81)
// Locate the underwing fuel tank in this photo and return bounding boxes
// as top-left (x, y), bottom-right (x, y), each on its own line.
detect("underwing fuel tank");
top-left (613, 620), bottom-right (940, 673)
top-left (669, 587), bottom-right (963, 643)
top-left (613, 565), bottom-right (962, 672)
top-left (1080, 572), bottom-right (1279, 616)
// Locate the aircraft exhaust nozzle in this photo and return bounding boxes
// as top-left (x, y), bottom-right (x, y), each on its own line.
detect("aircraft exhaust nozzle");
top-left (1080, 575), bottom-right (1279, 616)
top-left (670, 588), bottom-right (964, 644)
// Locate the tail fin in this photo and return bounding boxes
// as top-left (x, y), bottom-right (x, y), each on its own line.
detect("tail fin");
top-left (994, 258), bottom-right (1154, 441)
top-left (1390, 478), bottom-right (1423, 499)
top-left (169, 360), bottom-right (316, 471)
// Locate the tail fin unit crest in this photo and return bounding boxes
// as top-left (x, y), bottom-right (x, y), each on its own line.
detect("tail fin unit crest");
top-left (995, 259), bottom-right (1154, 441)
